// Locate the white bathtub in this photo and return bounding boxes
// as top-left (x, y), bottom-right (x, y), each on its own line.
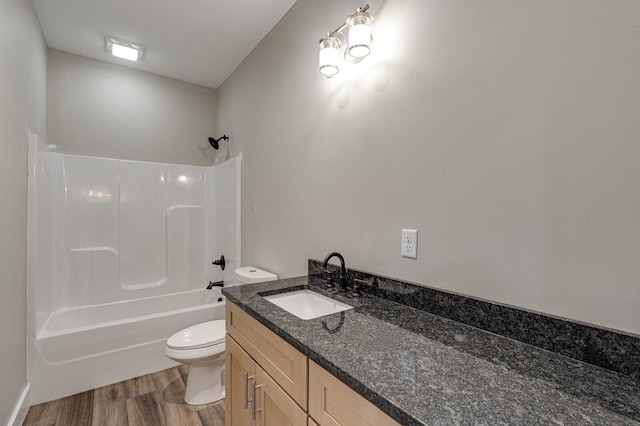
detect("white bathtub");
top-left (31, 289), bottom-right (225, 404)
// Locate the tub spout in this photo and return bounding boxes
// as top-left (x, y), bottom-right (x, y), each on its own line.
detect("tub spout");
top-left (207, 281), bottom-right (224, 290)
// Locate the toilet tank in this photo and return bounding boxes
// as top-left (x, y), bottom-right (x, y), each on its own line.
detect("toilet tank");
top-left (234, 266), bottom-right (278, 285)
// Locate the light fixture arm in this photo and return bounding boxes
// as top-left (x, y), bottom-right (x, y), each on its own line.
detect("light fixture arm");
top-left (325, 4), bottom-right (370, 39)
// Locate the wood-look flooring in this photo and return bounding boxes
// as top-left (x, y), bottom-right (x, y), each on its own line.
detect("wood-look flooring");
top-left (23, 365), bottom-right (224, 426)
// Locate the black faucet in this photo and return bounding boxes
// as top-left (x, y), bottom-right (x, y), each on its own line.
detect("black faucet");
top-left (322, 252), bottom-right (348, 293)
top-left (207, 281), bottom-right (224, 290)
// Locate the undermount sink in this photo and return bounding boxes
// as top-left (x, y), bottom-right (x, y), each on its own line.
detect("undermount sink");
top-left (262, 289), bottom-right (353, 320)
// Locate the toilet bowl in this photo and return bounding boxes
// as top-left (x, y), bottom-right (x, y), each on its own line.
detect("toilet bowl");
top-left (165, 320), bottom-right (226, 405)
top-left (165, 267), bottom-right (277, 405)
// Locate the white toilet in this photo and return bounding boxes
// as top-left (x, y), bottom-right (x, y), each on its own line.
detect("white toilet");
top-left (165, 320), bottom-right (226, 405)
top-left (165, 266), bottom-right (277, 405)
top-left (234, 266), bottom-right (278, 285)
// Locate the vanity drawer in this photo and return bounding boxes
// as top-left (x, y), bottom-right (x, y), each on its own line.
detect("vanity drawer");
top-left (226, 301), bottom-right (308, 410)
top-left (309, 360), bottom-right (399, 426)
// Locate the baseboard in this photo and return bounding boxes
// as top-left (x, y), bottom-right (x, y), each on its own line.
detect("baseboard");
top-left (8, 382), bottom-right (30, 426)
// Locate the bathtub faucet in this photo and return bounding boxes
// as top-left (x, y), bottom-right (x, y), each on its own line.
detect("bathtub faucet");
top-left (207, 281), bottom-right (224, 290)
top-left (212, 255), bottom-right (226, 270)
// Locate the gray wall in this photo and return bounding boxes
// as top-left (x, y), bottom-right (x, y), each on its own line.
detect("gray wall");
top-left (0, 0), bottom-right (47, 422)
top-left (48, 50), bottom-right (218, 166)
top-left (217, 0), bottom-right (640, 334)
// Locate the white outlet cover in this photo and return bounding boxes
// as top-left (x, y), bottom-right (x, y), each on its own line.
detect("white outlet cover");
top-left (402, 229), bottom-right (418, 259)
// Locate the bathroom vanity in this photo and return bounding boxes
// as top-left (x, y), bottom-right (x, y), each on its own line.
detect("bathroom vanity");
top-left (225, 301), bottom-right (398, 425)
top-left (222, 262), bottom-right (640, 425)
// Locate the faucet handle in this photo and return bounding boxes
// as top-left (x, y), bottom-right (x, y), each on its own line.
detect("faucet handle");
top-left (212, 255), bottom-right (226, 270)
top-left (350, 276), bottom-right (363, 298)
top-left (322, 269), bottom-right (335, 288)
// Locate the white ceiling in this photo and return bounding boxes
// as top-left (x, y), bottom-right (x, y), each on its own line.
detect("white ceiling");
top-left (32, 0), bottom-right (297, 89)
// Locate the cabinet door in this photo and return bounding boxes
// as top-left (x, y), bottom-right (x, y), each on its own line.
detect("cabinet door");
top-left (227, 301), bottom-right (308, 409)
top-left (309, 361), bottom-right (400, 426)
top-left (226, 299), bottom-right (307, 410)
top-left (226, 335), bottom-right (256, 426)
top-left (255, 365), bottom-right (307, 426)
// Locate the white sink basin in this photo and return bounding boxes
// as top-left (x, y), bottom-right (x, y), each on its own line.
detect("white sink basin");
top-left (262, 289), bottom-right (353, 320)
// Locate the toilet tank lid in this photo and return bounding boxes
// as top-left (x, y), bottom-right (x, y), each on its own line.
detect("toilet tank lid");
top-left (167, 320), bottom-right (225, 350)
top-left (235, 266), bottom-right (278, 283)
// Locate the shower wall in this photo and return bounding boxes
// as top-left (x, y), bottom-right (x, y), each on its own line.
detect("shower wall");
top-left (27, 139), bottom-right (241, 403)
top-left (32, 150), bottom-right (241, 332)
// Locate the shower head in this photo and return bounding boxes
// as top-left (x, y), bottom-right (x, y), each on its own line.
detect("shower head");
top-left (208, 135), bottom-right (229, 150)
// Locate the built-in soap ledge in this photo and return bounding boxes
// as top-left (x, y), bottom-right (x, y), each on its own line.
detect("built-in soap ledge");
top-left (69, 247), bottom-right (118, 254)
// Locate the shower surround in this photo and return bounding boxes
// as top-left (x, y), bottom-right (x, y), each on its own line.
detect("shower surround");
top-left (27, 135), bottom-right (240, 404)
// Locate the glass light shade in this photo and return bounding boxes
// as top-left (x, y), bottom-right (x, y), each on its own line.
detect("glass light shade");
top-left (347, 12), bottom-right (372, 59)
top-left (319, 37), bottom-right (340, 78)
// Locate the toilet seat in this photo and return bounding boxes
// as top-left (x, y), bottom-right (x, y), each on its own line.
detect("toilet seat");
top-left (167, 320), bottom-right (225, 350)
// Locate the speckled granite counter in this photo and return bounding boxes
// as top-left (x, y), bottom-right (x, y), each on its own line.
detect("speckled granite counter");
top-left (222, 275), bottom-right (640, 425)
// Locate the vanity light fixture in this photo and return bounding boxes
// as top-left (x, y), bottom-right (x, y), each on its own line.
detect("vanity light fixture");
top-left (318, 4), bottom-right (373, 78)
top-left (105, 36), bottom-right (144, 62)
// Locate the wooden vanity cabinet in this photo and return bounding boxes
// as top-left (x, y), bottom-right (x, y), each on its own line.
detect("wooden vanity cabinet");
top-left (226, 301), bottom-right (307, 409)
top-left (226, 336), bottom-right (306, 426)
top-left (226, 336), bottom-right (255, 426)
top-left (226, 301), bottom-right (307, 426)
top-left (255, 363), bottom-right (308, 425)
top-left (226, 301), bottom-right (400, 426)
top-left (309, 361), bottom-right (400, 426)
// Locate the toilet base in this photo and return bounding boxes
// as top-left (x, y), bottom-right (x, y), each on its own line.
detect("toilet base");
top-left (184, 356), bottom-right (225, 405)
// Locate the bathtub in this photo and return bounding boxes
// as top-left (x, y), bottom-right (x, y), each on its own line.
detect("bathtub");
top-left (30, 288), bottom-right (225, 404)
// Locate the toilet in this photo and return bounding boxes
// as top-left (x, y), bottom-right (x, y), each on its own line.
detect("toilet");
top-left (165, 320), bottom-right (226, 405)
top-left (234, 266), bottom-right (278, 285)
top-left (165, 266), bottom-right (277, 405)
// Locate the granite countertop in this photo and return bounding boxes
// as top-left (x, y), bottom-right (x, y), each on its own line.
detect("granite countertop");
top-left (222, 276), bottom-right (640, 425)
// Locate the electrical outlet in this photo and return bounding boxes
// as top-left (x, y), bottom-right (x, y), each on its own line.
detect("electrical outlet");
top-left (401, 229), bottom-right (418, 259)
